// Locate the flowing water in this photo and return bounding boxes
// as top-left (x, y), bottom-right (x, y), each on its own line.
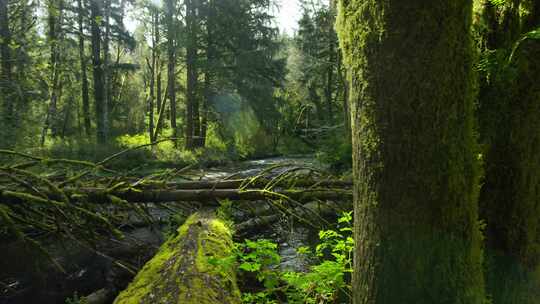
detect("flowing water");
top-left (0, 155), bottom-right (326, 304)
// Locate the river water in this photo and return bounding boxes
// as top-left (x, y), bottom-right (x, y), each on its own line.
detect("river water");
top-left (0, 155), bottom-right (339, 304)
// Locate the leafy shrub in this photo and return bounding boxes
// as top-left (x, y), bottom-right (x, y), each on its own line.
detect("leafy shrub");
top-left (212, 212), bottom-right (354, 304)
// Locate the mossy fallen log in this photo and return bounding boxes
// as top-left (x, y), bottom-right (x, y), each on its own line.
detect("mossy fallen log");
top-left (0, 188), bottom-right (351, 205)
top-left (113, 212), bottom-right (241, 304)
top-left (155, 178), bottom-right (353, 190)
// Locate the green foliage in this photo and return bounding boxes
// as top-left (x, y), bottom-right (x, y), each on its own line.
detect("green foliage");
top-left (488, 0), bottom-right (507, 6)
top-left (316, 132), bottom-right (352, 172)
top-left (282, 212), bottom-right (353, 304)
top-left (217, 212), bottom-right (354, 304)
top-left (65, 293), bottom-right (87, 304)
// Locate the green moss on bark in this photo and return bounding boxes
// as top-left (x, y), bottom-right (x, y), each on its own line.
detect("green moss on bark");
top-left (336, 1), bottom-right (485, 303)
top-left (113, 213), bottom-right (241, 304)
top-left (479, 38), bottom-right (540, 304)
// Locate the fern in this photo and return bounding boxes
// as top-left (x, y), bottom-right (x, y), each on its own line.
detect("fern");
top-left (488, 0), bottom-right (507, 6)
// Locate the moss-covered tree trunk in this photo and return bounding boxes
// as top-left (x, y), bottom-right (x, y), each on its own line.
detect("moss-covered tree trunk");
top-left (479, 38), bottom-right (540, 304)
top-left (113, 212), bottom-right (241, 304)
top-left (336, 1), bottom-right (485, 303)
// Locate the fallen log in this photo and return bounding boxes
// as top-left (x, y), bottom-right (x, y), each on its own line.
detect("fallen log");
top-left (0, 188), bottom-right (351, 205)
top-left (147, 178), bottom-right (353, 190)
top-left (235, 199), bottom-right (353, 235)
top-left (113, 212), bottom-right (241, 304)
top-left (84, 188), bottom-right (352, 204)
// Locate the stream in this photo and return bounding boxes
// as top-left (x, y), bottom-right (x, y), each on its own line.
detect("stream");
top-left (0, 155), bottom-right (334, 304)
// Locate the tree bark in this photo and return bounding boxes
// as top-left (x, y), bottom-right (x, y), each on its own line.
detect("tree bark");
top-left (480, 38), bottom-right (540, 304)
top-left (113, 212), bottom-right (241, 304)
top-left (336, 1), bottom-right (485, 303)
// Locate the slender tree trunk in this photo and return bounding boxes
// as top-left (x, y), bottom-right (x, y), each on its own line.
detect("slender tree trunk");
top-left (166, 0), bottom-right (177, 146)
top-left (147, 56), bottom-right (155, 142)
top-left (41, 0), bottom-right (64, 145)
top-left (201, 0), bottom-right (216, 148)
top-left (153, 84), bottom-right (168, 140)
top-left (90, 0), bottom-right (106, 144)
top-left (309, 85), bottom-right (323, 123)
top-left (0, 0), bottom-right (14, 148)
top-left (102, 0), bottom-right (111, 141)
top-left (201, 76), bottom-right (209, 147)
top-left (185, 0), bottom-right (198, 150)
top-left (77, 0), bottom-right (91, 137)
top-left (336, 1), bottom-right (485, 303)
top-left (324, 33), bottom-right (335, 123)
top-left (155, 13), bottom-right (162, 120)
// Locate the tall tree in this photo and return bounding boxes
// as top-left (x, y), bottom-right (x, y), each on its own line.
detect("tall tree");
top-left (102, 0), bottom-right (112, 141)
top-left (185, 0), bottom-right (199, 150)
top-left (476, 1), bottom-right (540, 302)
top-left (77, 0), bottom-right (92, 136)
top-left (165, 0), bottom-right (177, 145)
top-left (90, 0), bottom-right (107, 144)
top-left (0, 0), bottom-right (14, 148)
top-left (336, 1), bottom-right (485, 303)
top-left (41, 0), bottom-right (65, 145)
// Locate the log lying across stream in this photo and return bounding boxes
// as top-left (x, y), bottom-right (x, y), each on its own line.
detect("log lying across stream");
top-left (113, 212), bottom-right (241, 304)
top-left (0, 186), bottom-right (352, 205)
top-left (147, 178), bottom-right (353, 190)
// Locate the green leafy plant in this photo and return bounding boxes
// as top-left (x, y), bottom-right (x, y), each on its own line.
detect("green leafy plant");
top-left (488, 0), bottom-right (507, 6)
top-left (283, 211), bottom-right (354, 304)
top-left (231, 212), bottom-right (354, 304)
top-left (65, 292), bottom-right (87, 304)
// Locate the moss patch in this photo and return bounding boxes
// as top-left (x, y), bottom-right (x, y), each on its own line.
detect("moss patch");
top-left (113, 212), bottom-right (241, 304)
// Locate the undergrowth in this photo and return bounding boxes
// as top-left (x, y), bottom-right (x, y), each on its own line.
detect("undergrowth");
top-left (213, 212), bottom-right (354, 304)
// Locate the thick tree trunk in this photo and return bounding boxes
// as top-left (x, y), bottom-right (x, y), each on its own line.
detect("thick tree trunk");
top-left (77, 0), bottom-right (92, 137)
top-left (165, 0), bottom-right (177, 146)
top-left (480, 38), bottom-right (540, 304)
top-left (90, 0), bottom-right (106, 144)
top-left (336, 1), bottom-right (485, 303)
top-left (113, 212), bottom-right (241, 304)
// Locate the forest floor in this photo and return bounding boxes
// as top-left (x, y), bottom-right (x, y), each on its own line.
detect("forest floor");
top-left (1, 154), bottom-right (347, 304)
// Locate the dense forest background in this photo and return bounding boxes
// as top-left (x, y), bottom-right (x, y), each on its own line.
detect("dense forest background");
top-left (0, 0), bottom-right (349, 167)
